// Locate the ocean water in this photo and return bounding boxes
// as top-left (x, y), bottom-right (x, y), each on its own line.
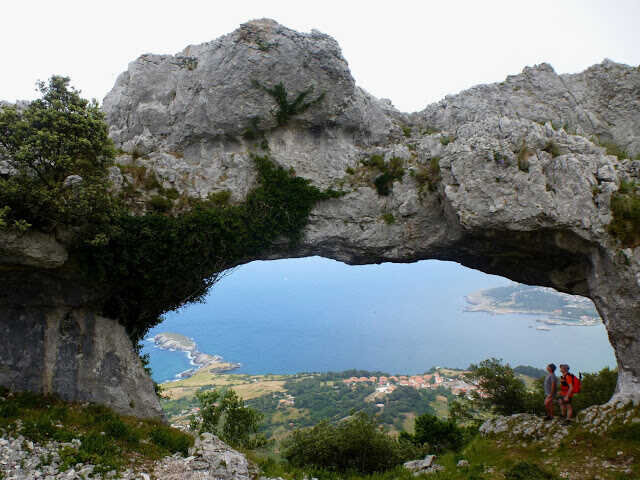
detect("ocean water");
top-left (141, 258), bottom-right (616, 383)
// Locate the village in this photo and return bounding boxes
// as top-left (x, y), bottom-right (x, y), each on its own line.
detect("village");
top-left (342, 371), bottom-right (481, 397)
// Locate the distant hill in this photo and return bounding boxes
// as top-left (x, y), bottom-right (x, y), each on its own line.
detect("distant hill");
top-left (465, 284), bottom-right (601, 326)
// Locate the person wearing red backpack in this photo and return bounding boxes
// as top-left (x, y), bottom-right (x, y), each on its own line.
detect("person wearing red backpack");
top-left (558, 364), bottom-right (579, 422)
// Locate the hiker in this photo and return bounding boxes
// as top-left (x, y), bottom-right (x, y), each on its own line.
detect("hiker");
top-left (543, 363), bottom-right (557, 420)
top-left (558, 364), bottom-right (575, 421)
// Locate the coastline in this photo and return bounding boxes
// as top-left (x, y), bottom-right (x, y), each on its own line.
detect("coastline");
top-left (464, 288), bottom-right (601, 327)
top-left (149, 332), bottom-right (241, 382)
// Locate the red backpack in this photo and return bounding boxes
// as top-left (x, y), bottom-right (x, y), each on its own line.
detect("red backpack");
top-left (569, 373), bottom-right (582, 394)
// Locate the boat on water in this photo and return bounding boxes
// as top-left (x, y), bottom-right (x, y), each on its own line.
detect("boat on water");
top-left (536, 325), bottom-right (551, 331)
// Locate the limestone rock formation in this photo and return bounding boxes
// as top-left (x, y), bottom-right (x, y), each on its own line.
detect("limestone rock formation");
top-left (479, 397), bottom-right (640, 444)
top-left (1, 18), bottom-right (639, 416)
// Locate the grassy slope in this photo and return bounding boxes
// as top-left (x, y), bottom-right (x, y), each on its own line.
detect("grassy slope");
top-left (0, 388), bottom-right (193, 476)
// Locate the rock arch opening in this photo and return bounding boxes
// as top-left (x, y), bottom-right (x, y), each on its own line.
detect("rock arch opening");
top-left (141, 257), bottom-right (614, 384)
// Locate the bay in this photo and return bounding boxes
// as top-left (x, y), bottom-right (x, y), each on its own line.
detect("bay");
top-left (141, 257), bottom-right (616, 383)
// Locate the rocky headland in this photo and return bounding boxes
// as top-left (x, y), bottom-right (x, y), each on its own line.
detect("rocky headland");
top-left (465, 284), bottom-right (601, 326)
top-left (0, 18), bottom-right (639, 418)
top-left (151, 332), bottom-right (240, 379)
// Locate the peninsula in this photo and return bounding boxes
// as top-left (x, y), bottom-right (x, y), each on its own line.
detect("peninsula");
top-left (465, 284), bottom-right (601, 327)
top-left (151, 332), bottom-right (241, 380)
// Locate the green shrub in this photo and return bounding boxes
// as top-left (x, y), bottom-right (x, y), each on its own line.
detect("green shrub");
top-left (205, 190), bottom-right (231, 206)
top-left (148, 195), bottom-right (173, 212)
top-left (0, 402), bottom-right (19, 418)
top-left (610, 422), bottom-right (640, 442)
top-left (79, 154), bottom-right (341, 343)
top-left (401, 413), bottom-right (465, 453)
top-left (104, 417), bottom-right (132, 440)
top-left (542, 141), bottom-right (561, 158)
top-left (504, 461), bottom-right (557, 480)
top-left (164, 187), bottom-right (180, 200)
top-left (365, 156), bottom-right (405, 196)
top-left (608, 181), bottom-right (640, 247)
top-left (440, 135), bottom-right (454, 146)
top-left (362, 154), bottom-right (385, 170)
top-left (282, 412), bottom-right (421, 474)
top-left (21, 418), bottom-right (58, 443)
top-left (413, 157), bottom-right (441, 192)
top-left (191, 388), bottom-right (264, 449)
top-left (2, 76), bottom-right (338, 345)
top-left (59, 432), bottom-right (122, 474)
top-left (0, 76), bottom-right (116, 232)
top-left (254, 81), bottom-right (325, 126)
top-left (143, 173), bottom-right (162, 190)
top-left (464, 358), bottom-right (529, 416)
top-left (572, 367), bottom-right (617, 412)
top-left (381, 213), bottom-right (395, 225)
top-left (402, 126), bottom-right (412, 137)
top-left (345, 167), bottom-right (355, 175)
top-left (601, 141), bottom-right (629, 161)
top-left (149, 424), bottom-right (193, 455)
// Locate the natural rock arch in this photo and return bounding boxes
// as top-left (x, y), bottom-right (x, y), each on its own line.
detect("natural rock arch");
top-left (1, 19), bottom-right (638, 418)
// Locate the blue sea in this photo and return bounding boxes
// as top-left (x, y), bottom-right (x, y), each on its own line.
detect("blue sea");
top-left (141, 257), bottom-right (616, 383)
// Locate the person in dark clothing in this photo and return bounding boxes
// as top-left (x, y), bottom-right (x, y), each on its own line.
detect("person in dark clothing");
top-left (544, 363), bottom-right (557, 420)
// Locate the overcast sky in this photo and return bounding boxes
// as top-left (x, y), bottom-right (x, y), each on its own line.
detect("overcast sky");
top-left (3, 0), bottom-right (639, 112)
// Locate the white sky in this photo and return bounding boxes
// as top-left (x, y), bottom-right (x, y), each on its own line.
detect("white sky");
top-left (2, 0), bottom-right (640, 112)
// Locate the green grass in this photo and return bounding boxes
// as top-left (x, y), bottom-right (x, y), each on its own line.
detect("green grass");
top-left (412, 157), bottom-right (441, 192)
top-left (381, 213), bottom-right (395, 225)
top-left (542, 141), bottom-right (561, 158)
top-left (440, 135), bottom-right (454, 146)
top-left (0, 387), bottom-right (194, 475)
top-left (601, 141), bottom-right (630, 161)
top-left (608, 181), bottom-right (640, 247)
top-left (361, 155), bottom-right (405, 196)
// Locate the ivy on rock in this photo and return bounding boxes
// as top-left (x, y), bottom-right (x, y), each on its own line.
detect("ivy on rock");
top-left (1, 76), bottom-right (341, 344)
top-left (79, 154), bottom-right (342, 342)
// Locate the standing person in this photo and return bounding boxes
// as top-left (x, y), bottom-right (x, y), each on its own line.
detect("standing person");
top-left (543, 363), bottom-right (557, 420)
top-left (558, 364), bottom-right (575, 422)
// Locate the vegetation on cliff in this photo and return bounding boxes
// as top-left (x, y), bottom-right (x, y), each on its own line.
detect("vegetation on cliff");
top-left (0, 77), bottom-right (341, 344)
top-left (608, 180), bottom-right (640, 247)
top-left (0, 387), bottom-right (193, 475)
top-left (0, 76), bottom-right (116, 235)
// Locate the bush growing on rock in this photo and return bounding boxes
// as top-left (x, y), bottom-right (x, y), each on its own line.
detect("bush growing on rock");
top-left (0, 76), bottom-right (342, 345)
top-left (572, 366), bottom-right (617, 412)
top-left (465, 358), bottom-right (530, 416)
top-left (282, 412), bottom-right (424, 474)
top-left (0, 76), bottom-right (116, 233)
top-left (400, 413), bottom-right (466, 453)
top-left (190, 388), bottom-right (265, 449)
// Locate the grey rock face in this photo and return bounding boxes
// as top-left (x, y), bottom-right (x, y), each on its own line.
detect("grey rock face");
top-left (1, 19), bottom-right (639, 417)
top-left (480, 398), bottom-right (640, 444)
top-left (154, 432), bottom-right (259, 480)
top-left (102, 20), bottom-right (640, 403)
top-left (0, 270), bottom-right (163, 419)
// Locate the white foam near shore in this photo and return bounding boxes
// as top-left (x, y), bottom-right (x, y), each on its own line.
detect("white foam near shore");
top-left (151, 332), bottom-right (241, 381)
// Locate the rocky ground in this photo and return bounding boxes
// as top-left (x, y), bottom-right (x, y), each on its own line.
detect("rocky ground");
top-left (3, 398), bottom-right (640, 479)
top-left (0, 431), bottom-right (258, 480)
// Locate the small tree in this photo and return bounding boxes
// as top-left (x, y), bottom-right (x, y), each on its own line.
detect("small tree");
top-left (0, 76), bottom-right (115, 232)
top-left (400, 413), bottom-right (464, 453)
top-left (464, 358), bottom-right (529, 416)
top-left (282, 411), bottom-right (423, 474)
top-left (573, 367), bottom-right (617, 412)
top-left (190, 389), bottom-right (265, 449)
